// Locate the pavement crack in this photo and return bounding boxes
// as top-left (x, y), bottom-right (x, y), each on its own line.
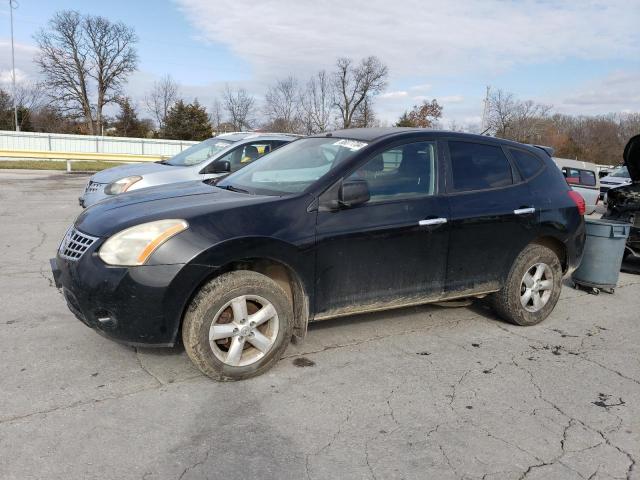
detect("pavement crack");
top-left (0, 384), bottom-right (162, 425)
top-left (135, 348), bottom-right (164, 386)
top-left (27, 223), bottom-right (47, 263)
top-left (385, 387), bottom-right (400, 427)
top-left (284, 320), bottom-right (464, 360)
top-left (177, 447), bottom-right (211, 480)
top-left (447, 368), bottom-right (471, 408)
top-left (511, 355), bottom-right (637, 480)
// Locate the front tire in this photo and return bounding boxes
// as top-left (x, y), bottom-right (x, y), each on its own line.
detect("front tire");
top-left (182, 270), bottom-right (293, 381)
top-left (489, 244), bottom-right (562, 326)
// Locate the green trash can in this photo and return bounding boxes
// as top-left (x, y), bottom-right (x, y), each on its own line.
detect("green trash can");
top-left (572, 219), bottom-right (631, 294)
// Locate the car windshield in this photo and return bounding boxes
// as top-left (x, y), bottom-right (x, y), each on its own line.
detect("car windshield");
top-left (165, 138), bottom-right (233, 166)
top-left (611, 166), bottom-right (629, 178)
top-left (217, 137), bottom-right (368, 195)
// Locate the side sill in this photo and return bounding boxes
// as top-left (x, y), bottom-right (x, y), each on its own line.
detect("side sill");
top-left (312, 289), bottom-right (500, 322)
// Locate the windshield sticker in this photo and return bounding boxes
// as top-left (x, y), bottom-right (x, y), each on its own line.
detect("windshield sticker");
top-left (215, 142), bottom-right (230, 148)
top-left (333, 139), bottom-right (367, 151)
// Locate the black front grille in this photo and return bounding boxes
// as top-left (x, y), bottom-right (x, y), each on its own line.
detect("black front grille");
top-left (58, 227), bottom-right (98, 261)
top-left (84, 181), bottom-right (105, 193)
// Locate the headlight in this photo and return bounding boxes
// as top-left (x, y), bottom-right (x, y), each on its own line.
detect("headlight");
top-left (104, 176), bottom-right (142, 195)
top-left (99, 219), bottom-right (188, 266)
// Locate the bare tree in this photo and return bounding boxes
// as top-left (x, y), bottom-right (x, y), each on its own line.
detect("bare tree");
top-left (299, 71), bottom-right (333, 134)
top-left (222, 85), bottom-right (255, 131)
top-left (209, 98), bottom-right (224, 133)
top-left (34, 10), bottom-right (138, 134)
top-left (333, 56), bottom-right (388, 129)
top-left (144, 75), bottom-right (179, 131)
top-left (351, 95), bottom-right (379, 128)
top-left (486, 89), bottom-right (551, 143)
top-left (263, 76), bottom-right (302, 133)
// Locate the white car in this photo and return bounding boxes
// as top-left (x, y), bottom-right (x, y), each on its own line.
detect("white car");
top-left (553, 157), bottom-right (600, 214)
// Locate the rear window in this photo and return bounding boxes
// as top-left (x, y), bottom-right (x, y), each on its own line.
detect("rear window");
top-left (448, 141), bottom-right (513, 192)
top-left (510, 149), bottom-right (544, 179)
top-left (561, 167), bottom-right (597, 187)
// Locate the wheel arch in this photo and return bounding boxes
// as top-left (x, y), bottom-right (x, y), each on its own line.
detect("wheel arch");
top-left (174, 248), bottom-right (312, 345)
top-left (532, 235), bottom-right (568, 272)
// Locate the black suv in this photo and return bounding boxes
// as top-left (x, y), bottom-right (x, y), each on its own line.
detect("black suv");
top-left (51, 128), bottom-right (586, 380)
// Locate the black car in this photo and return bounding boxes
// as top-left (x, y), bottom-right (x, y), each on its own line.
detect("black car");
top-left (602, 135), bottom-right (640, 257)
top-left (51, 128), bottom-right (586, 381)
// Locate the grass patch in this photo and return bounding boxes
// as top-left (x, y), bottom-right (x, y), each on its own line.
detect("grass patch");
top-left (0, 160), bottom-right (128, 172)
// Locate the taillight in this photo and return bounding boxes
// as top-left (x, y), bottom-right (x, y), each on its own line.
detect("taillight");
top-left (568, 190), bottom-right (585, 215)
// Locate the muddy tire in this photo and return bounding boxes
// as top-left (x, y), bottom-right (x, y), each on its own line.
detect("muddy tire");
top-left (182, 270), bottom-right (293, 381)
top-left (488, 244), bottom-right (562, 326)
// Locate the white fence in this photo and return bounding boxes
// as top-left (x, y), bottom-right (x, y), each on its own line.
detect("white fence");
top-left (0, 130), bottom-right (197, 157)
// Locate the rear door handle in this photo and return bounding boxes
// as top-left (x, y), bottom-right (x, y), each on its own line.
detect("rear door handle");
top-left (419, 218), bottom-right (448, 226)
top-left (514, 207), bottom-right (535, 215)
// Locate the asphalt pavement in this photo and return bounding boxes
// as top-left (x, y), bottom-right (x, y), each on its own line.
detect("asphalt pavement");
top-left (1, 169), bottom-right (639, 480)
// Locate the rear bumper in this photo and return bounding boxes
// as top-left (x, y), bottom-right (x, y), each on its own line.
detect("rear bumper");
top-left (564, 218), bottom-right (586, 276)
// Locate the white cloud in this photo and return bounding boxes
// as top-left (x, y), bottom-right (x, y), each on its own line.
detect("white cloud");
top-left (380, 91), bottom-right (408, 99)
top-left (0, 40), bottom-right (40, 88)
top-left (409, 84), bottom-right (432, 92)
top-left (541, 70), bottom-right (640, 116)
top-left (439, 95), bottom-right (464, 104)
top-left (176, 0), bottom-right (639, 80)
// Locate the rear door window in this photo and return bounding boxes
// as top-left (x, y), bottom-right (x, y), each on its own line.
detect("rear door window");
top-left (580, 170), bottom-right (597, 186)
top-left (561, 167), bottom-right (597, 187)
top-left (219, 142), bottom-right (273, 172)
top-left (448, 141), bottom-right (513, 192)
top-left (509, 149), bottom-right (544, 179)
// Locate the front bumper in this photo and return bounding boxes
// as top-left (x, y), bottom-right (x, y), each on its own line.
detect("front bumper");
top-left (79, 190), bottom-right (110, 208)
top-left (51, 250), bottom-right (212, 347)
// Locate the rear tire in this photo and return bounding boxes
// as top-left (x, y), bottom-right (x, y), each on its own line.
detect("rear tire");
top-left (488, 244), bottom-right (562, 326)
top-left (182, 270), bottom-right (293, 381)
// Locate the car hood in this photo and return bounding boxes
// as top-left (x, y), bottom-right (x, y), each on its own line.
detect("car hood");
top-left (601, 175), bottom-right (630, 185)
top-left (75, 180), bottom-right (271, 237)
top-left (624, 134), bottom-right (640, 182)
top-left (90, 162), bottom-right (179, 183)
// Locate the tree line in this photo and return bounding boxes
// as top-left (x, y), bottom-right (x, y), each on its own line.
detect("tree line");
top-left (0, 9), bottom-right (637, 166)
top-left (485, 88), bottom-right (640, 165)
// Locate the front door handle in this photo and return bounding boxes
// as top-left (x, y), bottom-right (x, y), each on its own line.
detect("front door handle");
top-left (514, 207), bottom-right (535, 215)
top-left (419, 218), bottom-right (448, 226)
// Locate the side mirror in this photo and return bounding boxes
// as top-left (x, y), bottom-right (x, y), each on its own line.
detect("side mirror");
top-left (207, 160), bottom-right (231, 174)
top-left (339, 178), bottom-right (370, 208)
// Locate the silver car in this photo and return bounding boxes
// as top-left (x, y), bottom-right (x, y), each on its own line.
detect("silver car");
top-left (78, 132), bottom-right (298, 207)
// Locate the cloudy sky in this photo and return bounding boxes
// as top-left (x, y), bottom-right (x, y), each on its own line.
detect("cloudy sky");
top-left (1, 0), bottom-right (639, 128)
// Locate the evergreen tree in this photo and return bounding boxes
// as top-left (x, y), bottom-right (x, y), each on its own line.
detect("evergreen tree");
top-left (113, 97), bottom-right (147, 137)
top-left (163, 99), bottom-right (212, 140)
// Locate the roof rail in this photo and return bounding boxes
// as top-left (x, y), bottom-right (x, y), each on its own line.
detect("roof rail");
top-left (532, 144), bottom-right (554, 156)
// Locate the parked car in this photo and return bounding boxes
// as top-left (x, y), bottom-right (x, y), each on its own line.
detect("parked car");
top-left (51, 128), bottom-right (586, 380)
top-left (602, 135), bottom-right (640, 259)
top-left (600, 165), bottom-right (632, 200)
top-left (553, 157), bottom-right (600, 214)
top-left (78, 132), bottom-right (298, 207)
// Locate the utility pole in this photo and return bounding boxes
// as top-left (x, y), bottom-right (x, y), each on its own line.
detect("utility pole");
top-left (481, 85), bottom-right (490, 133)
top-left (9, 0), bottom-right (19, 131)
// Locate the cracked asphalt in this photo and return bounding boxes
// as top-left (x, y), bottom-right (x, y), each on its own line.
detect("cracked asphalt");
top-left (1, 169), bottom-right (640, 480)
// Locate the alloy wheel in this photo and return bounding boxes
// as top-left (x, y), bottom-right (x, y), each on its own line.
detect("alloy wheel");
top-left (208, 295), bottom-right (279, 367)
top-left (520, 263), bottom-right (554, 313)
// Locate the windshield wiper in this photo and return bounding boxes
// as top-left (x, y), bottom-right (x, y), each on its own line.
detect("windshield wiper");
top-left (222, 184), bottom-right (251, 194)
